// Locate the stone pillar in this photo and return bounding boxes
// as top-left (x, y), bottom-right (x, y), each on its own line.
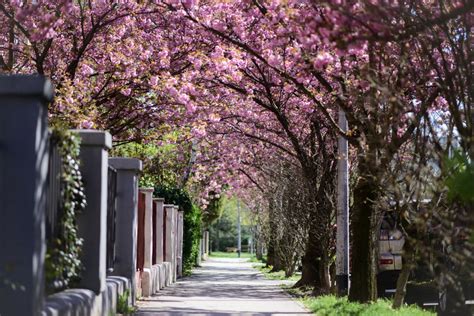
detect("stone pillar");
top-left (173, 207), bottom-right (179, 281)
top-left (72, 130), bottom-right (112, 294)
top-left (196, 238), bottom-right (202, 266)
top-left (200, 233), bottom-right (205, 261)
top-left (140, 188), bottom-right (154, 270)
top-left (140, 188), bottom-right (154, 296)
top-left (0, 75), bottom-right (53, 316)
top-left (108, 158), bottom-right (142, 304)
top-left (164, 205), bottom-right (177, 282)
top-left (177, 210), bottom-right (184, 278)
top-left (202, 231), bottom-right (209, 260)
top-left (153, 198), bottom-right (165, 264)
top-left (174, 207), bottom-right (180, 281)
top-left (204, 231), bottom-right (210, 256)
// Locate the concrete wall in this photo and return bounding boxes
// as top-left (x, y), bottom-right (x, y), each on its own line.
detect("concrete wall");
top-left (0, 75), bottom-right (185, 315)
top-left (141, 203), bottom-right (183, 297)
top-left (42, 276), bottom-right (132, 316)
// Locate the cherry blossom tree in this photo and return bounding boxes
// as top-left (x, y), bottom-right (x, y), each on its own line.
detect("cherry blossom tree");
top-left (170, 0), bottom-right (472, 303)
top-left (2, 0), bottom-right (472, 306)
top-left (0, 1), bottom-right (195, 142)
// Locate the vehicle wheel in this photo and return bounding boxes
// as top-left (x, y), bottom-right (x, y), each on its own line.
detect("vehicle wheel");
top-left (437, 285), bottom-right (471, 316)
top-left (438, 286), bottom-right (447, 314)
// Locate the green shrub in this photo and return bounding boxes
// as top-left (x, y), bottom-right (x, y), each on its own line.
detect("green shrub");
top-left (301, 295), bottom-right (434, 316)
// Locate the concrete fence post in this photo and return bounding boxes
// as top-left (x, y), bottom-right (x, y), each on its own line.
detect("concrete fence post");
top-left (204, 231), bottom-right (210, 256)
top-left (140, 188), bottom-right (154, 271)
top-left (108, 157), bottom-right (142, 304)
top-left (196, 238), bottom-right (202, 266)
top-left (72, 129), bottom-right (112, 294)
top-left (153, 198), bottom-right (165, 264)
top-left (173, 206), bottom-right (179, 282)
top-left (0, 75), bottom-right (53, 316)
top-left (164, 205), bottom-right (178, 283)
top-left (177, 210), bottom-right (184, 278)
top-left (139, 188), bottom-right (154, 296)
top-left (201, 231), bottom-right (209, 260)
top-left (200, 232), bottom-right (205, 261)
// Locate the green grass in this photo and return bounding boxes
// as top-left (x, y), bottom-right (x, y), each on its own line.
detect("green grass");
top-left (301, 295), bottom-right (435, 316)
top-left (209, 251), bottom-right (254, 258)
top-left (254, 264), bottom-right (301, 281)
top-left (248, 255), bottom-right (266, 263)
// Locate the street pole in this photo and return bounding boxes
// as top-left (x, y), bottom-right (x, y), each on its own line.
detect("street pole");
top-left (237, 199), bottom-right (241, 258)
top-left (336, 109), bottom-right (350, 295)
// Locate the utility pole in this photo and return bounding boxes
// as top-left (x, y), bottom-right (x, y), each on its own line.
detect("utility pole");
top-left (237, 199), bottom-right (241, 258)
top-left (336, 110), bottom-right (350, 295)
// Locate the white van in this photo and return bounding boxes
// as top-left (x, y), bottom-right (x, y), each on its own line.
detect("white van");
top-left (377, 211), bottom-right (405, 296)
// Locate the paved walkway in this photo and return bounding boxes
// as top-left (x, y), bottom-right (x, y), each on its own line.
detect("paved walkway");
top-left (135, 257), bottom-right (311, 316)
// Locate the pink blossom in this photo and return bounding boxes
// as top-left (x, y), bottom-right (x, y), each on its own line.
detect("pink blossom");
top-left (80, 120), bottom-right (94, 129)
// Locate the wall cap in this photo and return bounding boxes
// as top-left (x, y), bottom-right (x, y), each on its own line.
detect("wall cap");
top-left (109, 157), bottom-right (142, 171)
top-left (71, 129), bottom-right (112, 149)
top-left (0, 75), bottom-right (54, 102)
top-left (139, 187), bottom-right (154, 193)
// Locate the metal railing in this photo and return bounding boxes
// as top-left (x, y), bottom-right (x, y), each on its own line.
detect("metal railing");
top-left (106, 165), bottom-right (118, 273)
top-left (45, 136), bottom-right (63, 242)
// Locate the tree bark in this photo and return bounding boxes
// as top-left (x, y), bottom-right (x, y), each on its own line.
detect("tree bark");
top-left (348, 159), bottom-right (379, 303)
top-left (256, 237), bottom-right (263, 260)
top-left (393, 241), bottom-right (414, 309)
top-left (216, 220), bottom-right (220, 252)
top-left (294, 234), bottom-right (322, 288)
top-left (270, 249), bottom-right (284, 272)
top-left (314, 251), bottom-right (331, 295)
top-left (267, 237), bottom-right (275, 267)
top-left (294, 225), bottom-right (330, 294)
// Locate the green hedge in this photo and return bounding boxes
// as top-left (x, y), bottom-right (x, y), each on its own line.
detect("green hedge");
top-left (154, 186), bottom-right (202, 275)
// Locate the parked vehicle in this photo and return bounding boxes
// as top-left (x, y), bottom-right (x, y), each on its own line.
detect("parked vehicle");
top-left (376, 204), bottom-right (474, 315)
top-left (377, 211), bottom-right (404, 297)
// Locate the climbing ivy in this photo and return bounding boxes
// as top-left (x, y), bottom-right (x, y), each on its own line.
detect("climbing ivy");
top-left (45, 129), bottom-right (85, 294)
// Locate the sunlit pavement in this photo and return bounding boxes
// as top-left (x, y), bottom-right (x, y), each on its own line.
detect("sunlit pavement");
top-left (135, 257), bottom-right (311, 316)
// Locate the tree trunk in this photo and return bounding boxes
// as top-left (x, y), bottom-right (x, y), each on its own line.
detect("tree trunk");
top-left (348, 160), bottom-right (379, 303)
top-left (267, 238), bottom-right (275, 267)
top-left (285, 263), bottom-right (295, 278)
top-left (267, 198), bottom-right (284, 271)
top-left (294, 235), bottom-right (322, 288)
top-left (270, 252), bottom-right (284, 272)
top-left (330, 261), bottom-right (337, 294)
top-left (393, 241), bottom-right (414, 309)
top-left (294, 226), bottom-right (330, 294)
top-left (256, 238), bottom-right (263, 260)
top-left (313, 251), bottom-right (331, 295)
top-left (216, 226), bottom-right (220, 252)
